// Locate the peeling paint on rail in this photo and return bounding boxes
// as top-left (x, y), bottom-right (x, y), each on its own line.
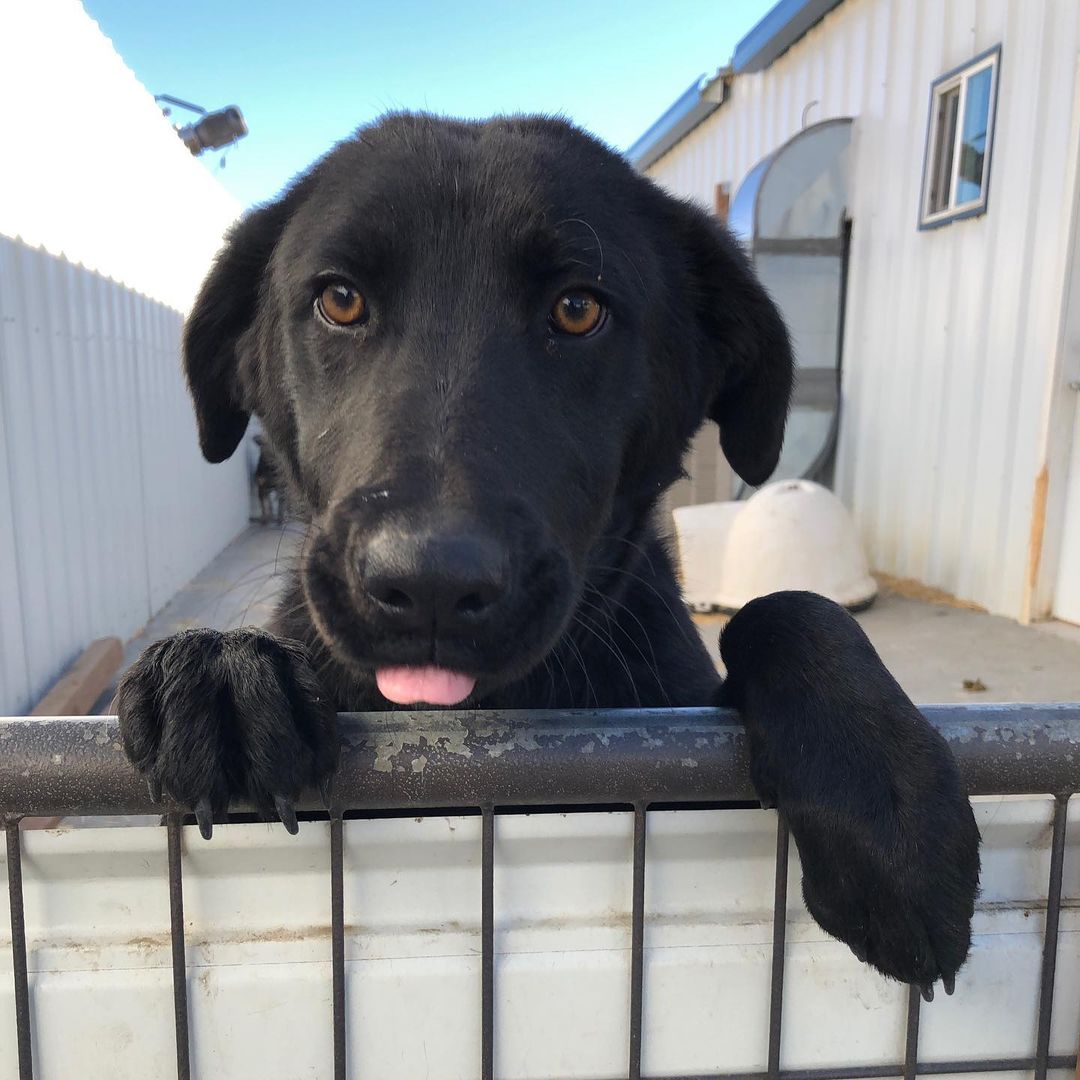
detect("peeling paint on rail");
top-left (1, 704), bottom-right (1079, 818)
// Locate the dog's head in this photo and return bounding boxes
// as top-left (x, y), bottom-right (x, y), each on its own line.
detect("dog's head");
top-left (184, 113), bottom-right (792, 705)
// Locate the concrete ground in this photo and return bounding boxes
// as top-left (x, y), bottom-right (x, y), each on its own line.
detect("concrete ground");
top-left (104, 523), bottom-right (1080, 708)
top-left (854, 584), bottom-right (1080, 703)
top-left (96, 524), bottom-right (302, 709)
top-left (696, 580), bottom-right (1080, 704)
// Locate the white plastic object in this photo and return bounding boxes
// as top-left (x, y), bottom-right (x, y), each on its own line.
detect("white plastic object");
top-left (672, 480), bottom-right (877, 613)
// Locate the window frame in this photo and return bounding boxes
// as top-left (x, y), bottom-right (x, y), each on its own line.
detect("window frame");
top-left (918, 44), bottom-right (1002, 230)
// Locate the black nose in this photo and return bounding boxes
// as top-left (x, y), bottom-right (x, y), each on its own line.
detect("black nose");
top-left (359, 526), bottom-right (508, 633)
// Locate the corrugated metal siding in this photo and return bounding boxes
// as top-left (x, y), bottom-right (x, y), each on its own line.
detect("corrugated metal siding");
top-left (645, 0), bottom-right (1080, 618)
top-left (0, 238), bottom-right (249, 715)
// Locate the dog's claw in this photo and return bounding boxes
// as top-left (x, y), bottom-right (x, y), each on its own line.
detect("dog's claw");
top-left (942, 973), bottom-right (955, 996)
top-left (275, 796), bottom-right (299, 835)
top-left (919, 982), bottom-right (935, 1003)
top-left (194, 798), bottom-right (214, 841)
top-left (319, 778), bottom-right (334, 812)
top-left (850, 944), bottom-right (867, 964)
top-left (147, 777), bottom-right (162, 804)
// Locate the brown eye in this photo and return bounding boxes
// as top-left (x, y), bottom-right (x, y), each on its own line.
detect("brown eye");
top-left (550, 290), bottom-right (605, 336)
top-left (317, 281), bottom-right (367, 326)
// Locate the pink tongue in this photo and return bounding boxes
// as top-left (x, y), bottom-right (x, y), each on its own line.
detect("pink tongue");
top-left (375, 666), bottom-right (477, 706)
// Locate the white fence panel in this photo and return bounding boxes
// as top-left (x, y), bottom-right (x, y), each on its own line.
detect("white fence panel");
top-left (0, 798), bottom-right (1075, 1078)
top-left (0, 385), bottom-right (28, 714)
top-left (0, 237), bottom-right (248, 715)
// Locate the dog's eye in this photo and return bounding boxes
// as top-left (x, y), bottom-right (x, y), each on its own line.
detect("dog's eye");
top-left (317, 281), bottom-right (367, 326)
top-left (550, 290), bottom-right (605, 336)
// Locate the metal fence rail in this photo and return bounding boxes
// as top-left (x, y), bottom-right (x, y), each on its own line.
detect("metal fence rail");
top-left (2, 702), bottom-right (1078, 1080)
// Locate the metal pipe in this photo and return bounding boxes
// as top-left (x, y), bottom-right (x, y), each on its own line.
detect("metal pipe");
top-left (1, 705), bottom-right (1079, 817)
top-left (481, 805), bottom-right (495, 1080)
top-left (629, 802), bottom-right (647, 1080)
top-left (903, 984), bottom-right (921, 1080)
top-left (767, 820), bottom-right (790, 1079)
top-left (330, 814), bottom-right (346, 1080)
top-left (669, 1057), bottom-right (1078, 1080)
top-left (166, 816), bottom-right (191, 1080)
top-left (5, 820), bottom-right (33, 1080)
top-left (1034, 794), bottom-right (1071, 1080)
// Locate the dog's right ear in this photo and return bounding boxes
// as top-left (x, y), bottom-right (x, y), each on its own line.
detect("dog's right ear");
top-left (183, 198), bottom-right (294, 463)
top-left (657, 194), bottom-right (794, 487)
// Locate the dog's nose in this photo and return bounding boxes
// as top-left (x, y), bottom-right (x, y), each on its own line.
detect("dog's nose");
top-left (359, 526), bottom-right (508, 632)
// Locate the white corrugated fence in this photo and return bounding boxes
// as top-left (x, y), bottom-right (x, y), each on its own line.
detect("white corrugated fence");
top-left (0, 237), bottom-right (249, 715)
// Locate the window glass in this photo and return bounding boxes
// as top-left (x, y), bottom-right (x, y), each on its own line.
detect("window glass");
top-left (956, 65), bottom-right (993, 204)
top-left (929, 86), bottom-right (960, 214)
top-left (920, 48), bottom-right (1000, 226)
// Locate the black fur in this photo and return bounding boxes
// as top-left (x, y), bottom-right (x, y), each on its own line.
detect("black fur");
top-left (720, 592), bottom-right (979, 990)
top-left (253, 435), bottom-right (286, 524)
top-left (115, 112), bottom-right (979, 994)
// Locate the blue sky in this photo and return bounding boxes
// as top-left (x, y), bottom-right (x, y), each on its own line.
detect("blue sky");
top-left (84, 0), bottom-right (773, 207)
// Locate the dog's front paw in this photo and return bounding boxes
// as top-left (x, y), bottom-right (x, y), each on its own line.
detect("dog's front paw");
top-left (115, 628), bottom-right (338, 837)
top-left (790, 759), bottom-right (979, 999)
top-left (720, 591), bottom-right (980, 998)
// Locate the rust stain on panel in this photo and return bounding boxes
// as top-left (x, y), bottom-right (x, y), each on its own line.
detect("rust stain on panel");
top-left (1023, 466), bottom-right (1049, 600)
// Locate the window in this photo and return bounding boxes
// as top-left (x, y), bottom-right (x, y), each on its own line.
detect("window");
top-left (919, 46), bottom-right (1000, 228)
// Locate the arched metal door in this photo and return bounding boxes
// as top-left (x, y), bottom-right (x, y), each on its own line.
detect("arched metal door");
top-left (729, 118), bottom-right (854, 495)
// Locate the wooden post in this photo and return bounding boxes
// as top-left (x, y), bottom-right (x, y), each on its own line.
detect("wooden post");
top-left (31, 637), bottom-right (123, 717)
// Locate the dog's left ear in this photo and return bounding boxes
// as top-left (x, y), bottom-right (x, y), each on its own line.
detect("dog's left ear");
top-left (666, 198), bottom-right (794, 486)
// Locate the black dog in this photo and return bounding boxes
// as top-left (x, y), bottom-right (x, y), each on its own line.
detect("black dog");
top-left (252, 434), bottom-right (286, 524)
top-left (116, 113), bottom-right (978, 997)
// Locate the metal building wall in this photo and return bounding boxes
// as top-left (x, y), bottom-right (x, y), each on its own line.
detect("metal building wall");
top-left (0, 238), bottom-right (250, 715)
top-left (645, 0), bottom-right (1080, 618)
